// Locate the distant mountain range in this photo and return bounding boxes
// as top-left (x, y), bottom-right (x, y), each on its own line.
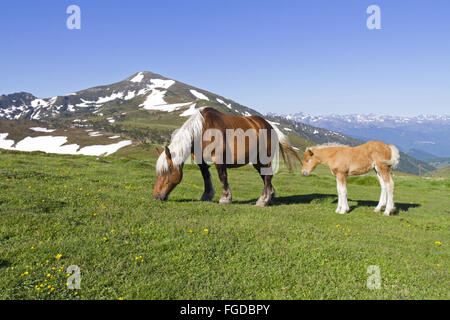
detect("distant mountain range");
top-left (0, 71), bottom-right (438, 175)
top-left (275, 113), bottom-right (450, 159)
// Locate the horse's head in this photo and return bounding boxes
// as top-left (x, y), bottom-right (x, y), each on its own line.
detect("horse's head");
top-left (301, 148), bottom-right (319, 176)
top-left (153, 147), bottom-right (183, 201)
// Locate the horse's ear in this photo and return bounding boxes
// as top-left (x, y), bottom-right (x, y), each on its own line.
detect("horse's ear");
top-left (164, 146), bottom-right (172, 160)
top-left (155, 147), bottom-right (162, 156)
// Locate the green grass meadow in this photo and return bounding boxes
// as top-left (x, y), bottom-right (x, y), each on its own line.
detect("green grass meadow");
top-left (0, 148), bottom-right (448, 299)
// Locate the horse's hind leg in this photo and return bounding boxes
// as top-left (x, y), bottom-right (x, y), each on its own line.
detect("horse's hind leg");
top-left (375, 164), bottom-right (395, 215)
top-left (374, 167), bottom-right (387, 212)
top-left (255, 166), bottom-right (275, 207)
top-left (335, 173), bottom-right (349, 214)
top-left (198, 162), bottom-right (215, 201)
top-left (215, 164), bottom-right (232, 204)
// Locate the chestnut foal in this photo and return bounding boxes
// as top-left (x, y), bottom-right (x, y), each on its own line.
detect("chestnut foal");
top-left (301, 141), bottom-right (400, 215)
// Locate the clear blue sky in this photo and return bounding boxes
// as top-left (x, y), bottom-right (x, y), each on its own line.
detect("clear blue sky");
top-left (1, 0), bottom-right (449, 116)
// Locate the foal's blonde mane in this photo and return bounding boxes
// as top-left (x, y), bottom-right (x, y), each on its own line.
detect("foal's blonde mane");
top-left (307, 142), bottom-right (348, 152)
top-left (156, 108), bottom-right (204, 174)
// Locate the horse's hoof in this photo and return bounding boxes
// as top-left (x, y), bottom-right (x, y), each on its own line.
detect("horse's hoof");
top-left (255, 199), bottom-right (269, 207)
top-left (219, 198), bottom-right (232, 204)
top-left (200, 192), bottom-right (215, 201)
top-left (374, 208), bottom-right (381, 213)
top-left (383, 211), bottom-right (391, 216)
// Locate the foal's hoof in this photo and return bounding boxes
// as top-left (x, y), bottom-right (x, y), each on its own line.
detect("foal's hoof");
top-left (383, 207), bottom-right (395, 216)
top-left (373, 208), bottom-right (381, 213)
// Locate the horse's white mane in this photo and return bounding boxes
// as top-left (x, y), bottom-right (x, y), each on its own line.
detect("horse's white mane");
top-left (307, 142), bottom-right (348, 151)
top-left (156, 108), bottom-right (204, 174)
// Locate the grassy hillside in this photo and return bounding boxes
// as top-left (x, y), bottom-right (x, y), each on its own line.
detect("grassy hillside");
top-left (0, 149), bottom-right (448, 299)
top-left (429, 165), bottom-right (450, 178)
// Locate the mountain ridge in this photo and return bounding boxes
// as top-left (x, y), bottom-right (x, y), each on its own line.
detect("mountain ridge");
top-left (0, 71), bottom-right (435, 174)
top-left (276, 112), bottom-right (450, 159)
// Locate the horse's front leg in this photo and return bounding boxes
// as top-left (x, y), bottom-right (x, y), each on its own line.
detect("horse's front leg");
top-left (215, 164), bottom-right (232, 204)
top-left (198, 162), bottom-right (215, 201)
top-left (336, 173), bottom-right (349, 214)
top-left (255, 167), bottom-right (275, 207)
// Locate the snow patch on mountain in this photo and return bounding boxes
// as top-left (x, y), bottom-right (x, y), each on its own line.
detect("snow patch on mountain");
top-left (0, 133), bottom-right (15, 149)
top-left (143, 102), bottom-right (192, 113)
top-left (140, 89), bottom-right (167, 108)
top-left (216, 98), bottom-right (232, 109)
top-left (150, 79), bottom-right (175, 89)
top-left (97, 92), bottom-right (125, 104)
top-left (30, 127), bottom-right (56, 133)
top-left (77, 140), bottom-right (132, 156)
top-left (0, 134), bottom-right (132, 156)
top-left (130, 72), bottom-right (145, 83)
top-left (190, 90), bottom-right (209, 101)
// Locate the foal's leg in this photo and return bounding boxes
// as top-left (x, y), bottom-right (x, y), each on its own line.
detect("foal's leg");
top-left (376, 164), bottom-right (395, 215)
top-left (254, 165), bottom-right (275, 207)
top-left (335, 178), bottom-right (342, 213)
top-left (383, 169), bottom-right (395, 216)
top-left (215, 164), bottom-right (232, 204)
top-left (374, 169), bottom-right (387, 212)
top-left (336, 173), bottom-right (349, 214)
top-left (198, 162), bottom-right (215, 201)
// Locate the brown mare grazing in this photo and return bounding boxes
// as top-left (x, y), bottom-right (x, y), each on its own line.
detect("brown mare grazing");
top-left (301, 141), bottom-right (400, 215)
top-left (153, 107), bottom-right (300, 206)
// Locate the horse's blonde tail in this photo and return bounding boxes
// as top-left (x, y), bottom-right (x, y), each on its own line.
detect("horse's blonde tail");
top-left (383, 144), bottom-right (400, 169)
top-left (270, 123), bottom-right (302, 172)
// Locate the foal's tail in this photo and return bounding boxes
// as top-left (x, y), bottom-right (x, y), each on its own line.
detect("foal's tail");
top-left (383, 144), bottom-right (400, 169)
top-left (270, 123), bottom-right (302, 172)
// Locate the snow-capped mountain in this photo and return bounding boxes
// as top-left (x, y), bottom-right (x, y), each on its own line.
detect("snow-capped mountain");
top-left (0, 71), bottom-right (255, 121)
top-left (278, 113), bottom-right (450, 158)
top-left (0, 71), bottom-right (258, 157)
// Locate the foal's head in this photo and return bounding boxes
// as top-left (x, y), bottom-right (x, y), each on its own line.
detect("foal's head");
top-left (301, 148), bottom-right (319, 176)
top-left (153, 147), bottom-right (183, 201)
